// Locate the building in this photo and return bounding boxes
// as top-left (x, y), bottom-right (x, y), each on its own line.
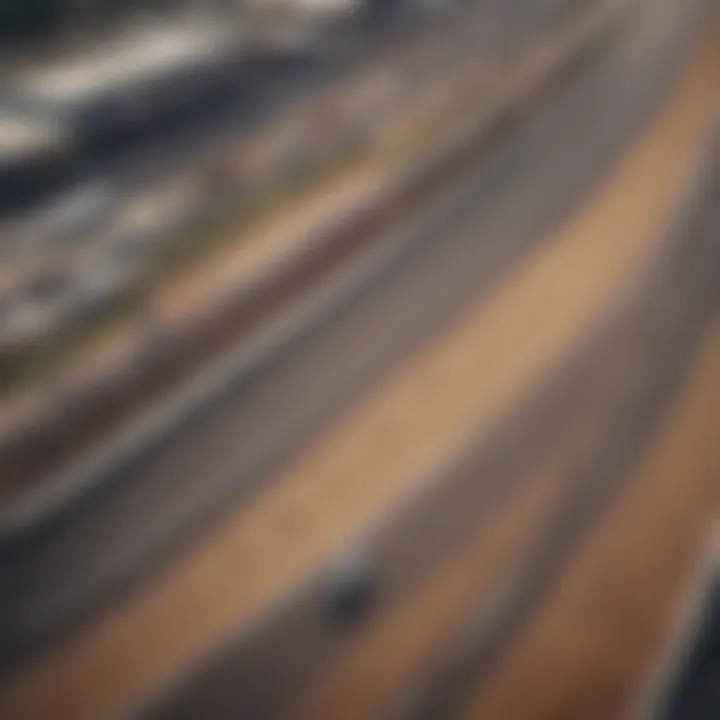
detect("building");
top-left (9, 19), bottom-right (248, 147)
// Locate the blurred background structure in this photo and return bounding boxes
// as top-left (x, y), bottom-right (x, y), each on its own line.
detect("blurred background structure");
top-left (0, 0), bottom-right (718, 718)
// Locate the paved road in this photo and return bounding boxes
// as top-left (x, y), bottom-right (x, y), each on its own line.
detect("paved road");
top-left (0, 0), bottom-right (706, 673)
top-left (146, 30), bottom-right (720, 720)
top-left (397, 146), bottom-right (720, 720)
top-left (148, 252), bottom-right (713, 720)
top-left (657, 575), bottom-right (720, 720)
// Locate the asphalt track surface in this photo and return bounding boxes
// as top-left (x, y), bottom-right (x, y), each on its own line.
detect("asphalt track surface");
top-left (0, 0), bottom-right (708, 676)
top-left (147, 130), bottom-right (720, 720)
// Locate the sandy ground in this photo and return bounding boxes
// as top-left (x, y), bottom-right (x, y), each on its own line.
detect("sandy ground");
top-left (289, 364), bottom-right (633, 720)
top-left (458, 319), bottom-right (720, 720)
top-left (0, 3), bottom-right (715, 717)
top-left (288, 24), bottom-right (720, 719)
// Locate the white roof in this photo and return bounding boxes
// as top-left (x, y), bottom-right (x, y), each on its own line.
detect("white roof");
top-left (17, 21), bottom-right (243, 108)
